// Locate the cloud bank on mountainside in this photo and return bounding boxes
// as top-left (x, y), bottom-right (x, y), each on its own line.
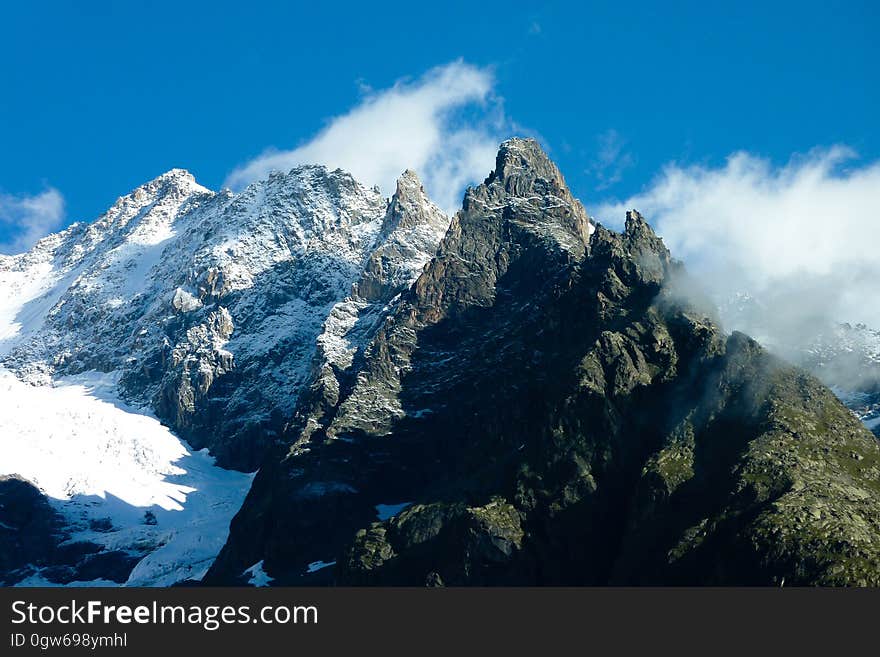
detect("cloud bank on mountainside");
top-left (596, 147), bottom-right (880, 345)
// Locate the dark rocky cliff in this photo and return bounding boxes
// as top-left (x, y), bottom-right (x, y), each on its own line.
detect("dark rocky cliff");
top-left (206, 139), bottom-right (880, 586)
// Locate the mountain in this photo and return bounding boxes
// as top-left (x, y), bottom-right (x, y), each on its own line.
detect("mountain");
top-left (206, 140), bottom-right (880, 586)
top-left (0, 163), bottom-right (448, 585)
top-left (719, 294), bottom-right (880, 437)
top-left (2, 139), bottom-right (879, 587)
top-left (798, 323), bottom-right (880, 435)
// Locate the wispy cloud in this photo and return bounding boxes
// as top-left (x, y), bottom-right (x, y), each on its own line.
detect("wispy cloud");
top-left (587, 129), bottom-right (634, 191)
top-left (595, 147), bottom-right (880, 339)
top-left (226, 60), bottom-right (509, 213)
top-left (0, 187), bottom-right (65, 255)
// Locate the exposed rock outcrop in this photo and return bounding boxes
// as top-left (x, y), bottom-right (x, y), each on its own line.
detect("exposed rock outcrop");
top-left (207, 139), bottom-right (880, 586)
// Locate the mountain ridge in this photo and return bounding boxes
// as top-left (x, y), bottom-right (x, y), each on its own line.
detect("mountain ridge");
top-left (206, 139), bottom-right (880, 586)
top-left (0, 159), bottom-right (449, 585)
top-left (1, 162), bottom-right (450, 471)
top-left (2, 139), bottom-right (879, 587)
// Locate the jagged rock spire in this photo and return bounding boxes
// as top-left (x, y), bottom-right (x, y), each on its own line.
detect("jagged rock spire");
top-left (489, 138), bottom-right (569, 192)
top-left (356, 170), bottom-right (449, 302)
top-left (378, 169), bottom-right (448, 238)
top-left (459, 138), bottom-right (593, 255)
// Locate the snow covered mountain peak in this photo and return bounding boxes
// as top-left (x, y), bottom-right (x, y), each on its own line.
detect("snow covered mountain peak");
top-left (153, 167), bottom-right (199, 183)
top-left (0, 158), bottom-right (452, 586)
top-left (379, 169), bottom-right (445, 236)
top-left (395, 168), bottom-right (423, 194)
top-left (100, 168), bottom-right (211, 227)
top-left (230, 163), bottom-right (385, 242)
top-left (1, 159), bottom-right (451, 468)
top-left (135, 167), bottom-right (203, 193)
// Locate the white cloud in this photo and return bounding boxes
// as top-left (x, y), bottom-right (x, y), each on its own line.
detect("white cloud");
top-left (0, 187), bottom-right (65, 255)
top-left (226, 60), bottom-right (507, 213)
top-left (595, 147), bottom-right (880, 335)
top-left (588, 129), bottom-right (634, 191)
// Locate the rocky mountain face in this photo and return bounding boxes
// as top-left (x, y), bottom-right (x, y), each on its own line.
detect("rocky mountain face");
top-left (206, 140), bottom-right (880, 587)
top-left (0, 162), bottom-right (447, 585)
top-left (720, 295), bottom-right (880, 437)
top-left (3, 139), bottom-right (879, 587)
top-left (0, 166), bottom-right (447, 471)
top-left (799, 323), bottom-right (880, 436)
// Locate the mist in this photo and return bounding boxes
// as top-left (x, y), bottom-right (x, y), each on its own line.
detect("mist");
top-left (595, 147), bottom-right (880, 364)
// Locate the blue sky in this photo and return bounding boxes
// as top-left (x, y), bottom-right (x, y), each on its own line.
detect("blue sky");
top-left (0, 0), bottom-right (877, 253)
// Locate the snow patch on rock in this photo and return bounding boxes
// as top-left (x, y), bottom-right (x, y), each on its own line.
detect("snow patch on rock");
top-left (0, 368), bottom-right (253, 586)
top-left (243, 560), bottom-right (274, 587)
